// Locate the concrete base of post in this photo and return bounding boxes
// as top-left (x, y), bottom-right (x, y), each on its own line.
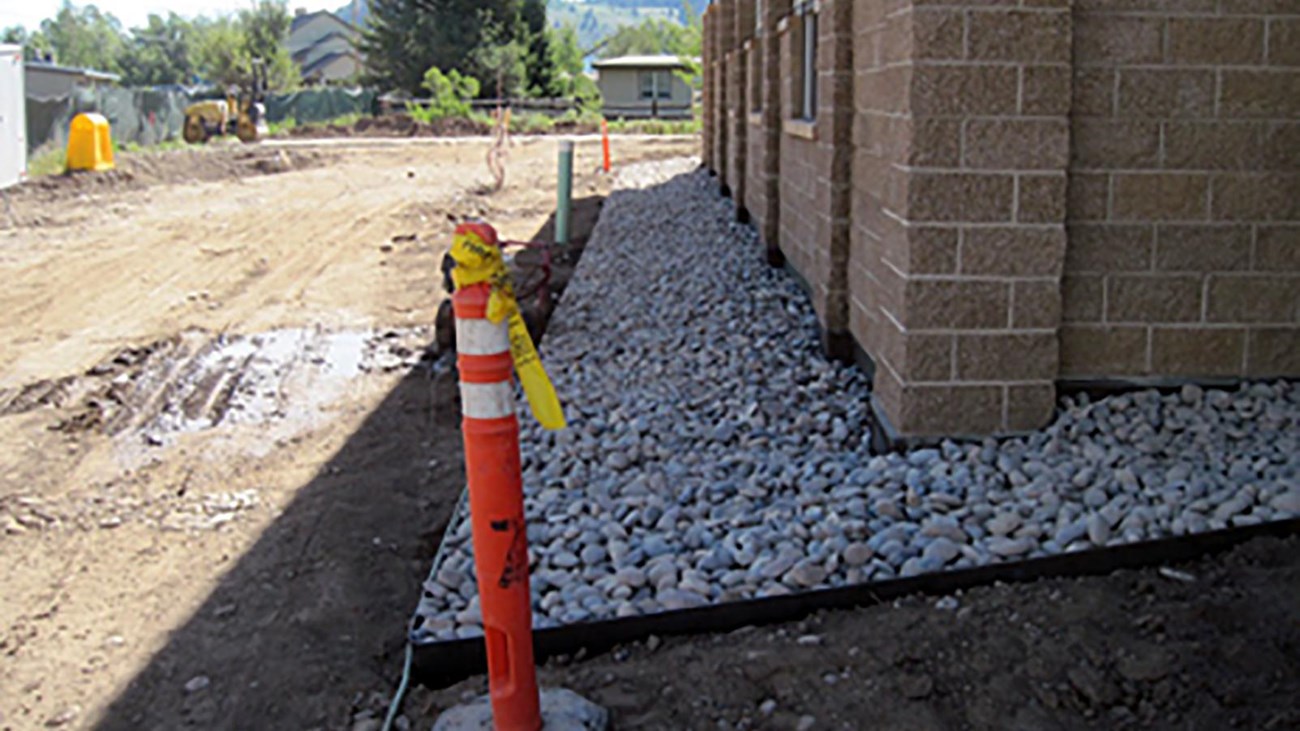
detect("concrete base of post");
top-left (431, 688), bottom-right (609, 731)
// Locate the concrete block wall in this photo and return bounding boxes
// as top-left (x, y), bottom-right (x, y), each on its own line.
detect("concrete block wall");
top-left (1061, 0), bottom-right (1300, 383)
top-left (777, 0), bottom-right (854, 347)
top-left (710, 0), bottom-right (732, 189)
top-left (861, 0), bottom-right (1073, 437)
top-left (777, 7), bottom-right (822, 318)
top-left (702, 4), bottom-right (714, 167)
top-left (702, 0), bottom-right (1298, 439)
top-left (756, 0), bottom-right (790, 260)
top-left (743, 0), bottom-right (768, 233)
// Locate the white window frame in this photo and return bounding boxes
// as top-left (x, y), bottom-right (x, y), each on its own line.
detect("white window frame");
top-left (639, 69), bottom-right (672, 100)
top-left (795, 0), bottom-right (818, 122)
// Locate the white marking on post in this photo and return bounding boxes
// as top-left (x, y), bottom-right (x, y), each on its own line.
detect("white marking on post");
top-left (457, 318), bottom-right (510, 355)
top-left (460, 381), bottom-right (515, 420)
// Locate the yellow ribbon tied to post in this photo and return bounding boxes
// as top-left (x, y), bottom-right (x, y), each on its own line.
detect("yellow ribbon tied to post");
top-left (450, 224), bottom-right (566, 431)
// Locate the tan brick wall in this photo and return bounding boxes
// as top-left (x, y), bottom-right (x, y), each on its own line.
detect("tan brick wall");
top-left (714, 0), bottom-right (734, 186)
top-left (777, 0), bottom-right (854, 340)
top-left (745, 61), bottom-right (768, 227)
top-left (849, 0), bottom-right (1071, 437)
top-left (1062, 0), bottom-right (1300, 382)
top-left (702, 5), bottom-right (714, 167)
top-left (778, 7), bottom-right (824, 323)
top-left (726, 0), bottom-right (752, 213)
top-left (758, 1), bottom-right (795, 254)
top-left (743, 0), bottom-right (767, 230)
top-left (701, 0), bottom-right (1299, 439)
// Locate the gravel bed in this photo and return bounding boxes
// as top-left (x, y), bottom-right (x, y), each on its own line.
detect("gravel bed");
top-left (411, 159), bottom-right (1300, 644)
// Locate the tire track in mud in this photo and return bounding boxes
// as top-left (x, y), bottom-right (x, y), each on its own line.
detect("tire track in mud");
top-left (0, 327), bottom-right (438, 451)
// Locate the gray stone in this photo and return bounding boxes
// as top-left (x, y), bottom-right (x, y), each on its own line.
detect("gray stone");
top-left (842, 542), bottom-right (873, 567)
top-left (986, 536), bottom-right (1034, 557)
top-left (987, 512), bottom-right (1022, 536)
top-left (921, 537), bottom-right (960, 565)
top-left (432, 687), bottom-right (609, 731)
top-left (657, 587), bottom-right (708, 610)
top-left (785, 559), bottom-right (828, 588)
top-left (612, 567), bottom-right (647, 588)
top-left (552, 551), bottom-right (580, 569)
top-left (580, 544), bottom-right (607, 565)
top-left (1086, 513), bottom-right (1111, 546)
top-left (1270, 490), bottom-right (1300, 515)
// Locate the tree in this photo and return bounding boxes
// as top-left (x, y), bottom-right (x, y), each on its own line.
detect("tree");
top-left (419, 66), bottom-right (479, 117)
top-left (2, 26), bottom-right (54, 62)
top-left (118, 13), bottom-right (199, 86)
top-left (596, 4), bottom-right (702, 91)
top-left (597, 18), bottom-right (694, 59)
top-left (520, 0), bottom-right (556, 96)
top-left (362, 0), bottom-right (540, 96)
top-left (546, 24), bottom-right (598, 110)
top-left (8, 2), bottom-right (300, 91)
top-left (237, 0), bottom-right (297, 90)
top-left (547, 24), bottom-right (583, 79)
top-left (185, 2), bottom-right (297, 91)
top-left (191, 15), bottom-right (248, 87)
top-left (471, 24), bottom-right (528, 99)
top-left (38, 2), bottom-right (128, 73)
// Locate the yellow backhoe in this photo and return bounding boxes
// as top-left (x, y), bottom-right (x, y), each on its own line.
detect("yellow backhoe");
top-left (183, 59), bottom-right (269, 144)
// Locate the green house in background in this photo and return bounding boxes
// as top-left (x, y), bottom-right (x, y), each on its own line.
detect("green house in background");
top-left (593, 55), bottom-right (695, 120)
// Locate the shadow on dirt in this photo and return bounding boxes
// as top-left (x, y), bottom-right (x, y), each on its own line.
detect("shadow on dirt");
top-left (92, 357), bottom-right (465, 730)
top-left (91, 199), bottom-right (602, 731)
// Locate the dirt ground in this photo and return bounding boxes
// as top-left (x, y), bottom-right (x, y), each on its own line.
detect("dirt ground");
top-left (0, 135), bottom-right (696, 731)
top-left (415, 535), bottom-right (1300, 731)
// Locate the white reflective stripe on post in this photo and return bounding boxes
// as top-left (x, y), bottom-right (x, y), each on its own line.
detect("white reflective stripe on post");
top-left (456, 318), bottom-right (511, 355)
top-left (459, 381), bottom-right (516, 419)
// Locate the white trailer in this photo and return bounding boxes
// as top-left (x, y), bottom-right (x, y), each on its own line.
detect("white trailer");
top-left (0, 44), bottom-right (26, 190)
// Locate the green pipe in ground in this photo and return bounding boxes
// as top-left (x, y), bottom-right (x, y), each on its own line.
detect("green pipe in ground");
top-left (556, 139), bottom-right (574, 247)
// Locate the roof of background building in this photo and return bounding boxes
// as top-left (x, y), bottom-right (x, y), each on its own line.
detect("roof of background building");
top-left (24, 62), bottom-right (121, 83)
top-left (591, 55), bottom-right (697, 70)
top-left (290, 10), bottom-right (357, 35)
top-left (301, 50), bottom-right (360, 78)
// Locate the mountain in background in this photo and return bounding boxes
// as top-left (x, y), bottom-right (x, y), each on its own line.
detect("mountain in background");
top-left (335, 1), bottom-right (703, 51)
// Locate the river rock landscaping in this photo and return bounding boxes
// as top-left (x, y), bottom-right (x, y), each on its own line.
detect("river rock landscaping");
top-left (411, 159), bottom-right (1300, 643)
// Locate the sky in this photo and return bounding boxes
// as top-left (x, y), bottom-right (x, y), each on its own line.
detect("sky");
top-left (1, 1), bottom-right (341, 32)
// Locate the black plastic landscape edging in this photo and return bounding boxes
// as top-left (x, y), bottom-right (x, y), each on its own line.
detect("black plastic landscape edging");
top-left (409, 517), bottom-right (1300, 688)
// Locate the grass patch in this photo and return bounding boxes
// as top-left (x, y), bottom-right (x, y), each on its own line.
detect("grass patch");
top-left (606, 117), bottom-right (702, 135)
top-left (509, 112), bottom-right (555, 135)
top-left (27, 146), bottom-right (67, 177)
top-left (266, 117), bottom-right (297, 136)
top-left (267, 113), bottom-right (364, 136)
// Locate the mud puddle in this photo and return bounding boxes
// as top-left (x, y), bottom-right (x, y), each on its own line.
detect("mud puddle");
top-left (1, 326), bottom-right (441, 450)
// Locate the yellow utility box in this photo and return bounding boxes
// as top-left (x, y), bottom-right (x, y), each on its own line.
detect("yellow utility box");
top-left (66, 113), bottom-right (115, 172)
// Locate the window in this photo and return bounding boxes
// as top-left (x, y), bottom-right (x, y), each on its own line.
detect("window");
top-left (794, 0), bottom-right (817, 121)
top-left (639, 70), bottom-right (672, 100)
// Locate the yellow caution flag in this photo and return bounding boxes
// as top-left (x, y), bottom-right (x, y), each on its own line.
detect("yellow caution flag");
top-left (450, 224), bottom-right (566, 430)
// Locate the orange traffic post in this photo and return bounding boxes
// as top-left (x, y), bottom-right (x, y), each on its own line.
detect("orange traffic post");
top-left (600, 119), bottom-right (611, 173)
top-left (435, 223), bottom-right (604, 731)
top-left (451, 225), bottom-right (542, 731)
